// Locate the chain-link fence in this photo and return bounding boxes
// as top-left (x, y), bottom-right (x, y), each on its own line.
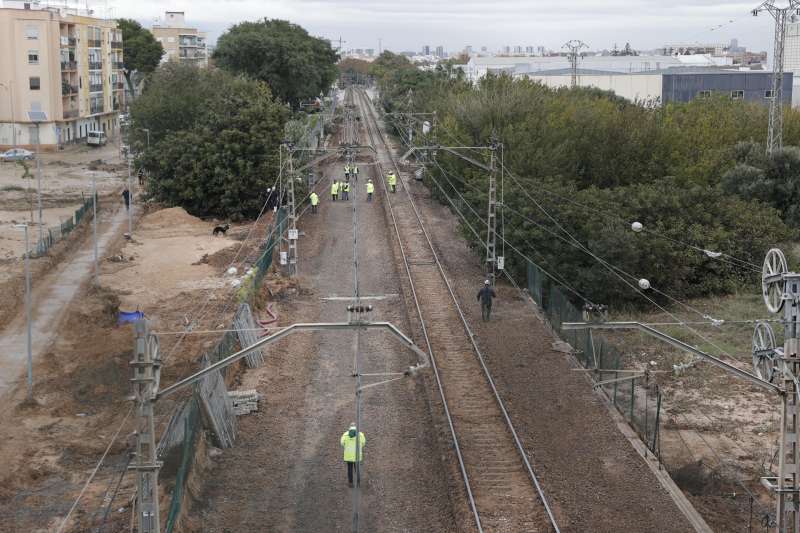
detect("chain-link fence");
top-left (30, 193), bottom-right (95, 257)
top-left (526, 260), bottom-right (662, 457)
top-left (161, 208), bottom-right (286, 533)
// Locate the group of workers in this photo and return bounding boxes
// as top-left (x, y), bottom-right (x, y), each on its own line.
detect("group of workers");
top-left (306, 165), bottom-right (399, 214)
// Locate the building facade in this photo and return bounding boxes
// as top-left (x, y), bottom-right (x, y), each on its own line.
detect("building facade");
top-left (519, 68), bottom-right (791, 107)
top-left (0, 2), bottom-right (124, 150)
top-left (151, 11), bottom-right (208, 67)
top-left (783, 21), bottom-right (800, 107)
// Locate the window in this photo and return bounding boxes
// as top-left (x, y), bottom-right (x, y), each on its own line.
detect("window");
top-left (25, 25), bottom-right (38, 40)
top-left (698, 90), bottom-right (711, 98)
top-left (731, 90), bottom-right (744, 100)
top-left (27, 50), bottom-right (38, 64)
top-left (29, 77), bottom-right (40, 90)
top-left (765, 89), bottom-right (775, 99)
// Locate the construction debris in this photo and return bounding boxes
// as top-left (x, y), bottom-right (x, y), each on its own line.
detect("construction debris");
top-left (229, 389), bottom-right (261, 416)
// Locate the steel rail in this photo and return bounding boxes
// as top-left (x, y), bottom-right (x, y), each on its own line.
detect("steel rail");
top-left (354, 89), bottom-right (485, 532)
top-left (357, 88), bottom-right (561, 532)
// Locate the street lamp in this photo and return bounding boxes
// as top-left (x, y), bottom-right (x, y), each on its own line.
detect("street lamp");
top-left (13, 223), bottom-right (32, 400)
top-left (0, 81), bottom-right (16, 147)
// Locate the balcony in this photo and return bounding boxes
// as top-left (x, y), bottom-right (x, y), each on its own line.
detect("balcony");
top-left (111, 40), bottom-right (123, 49)
top-left (60, 36), bottom-right (77, 48)
top-left (90, 103), bottom-right (104, 114)
top-left (113, 62), bottom-right (124, 70)
top-left (88, 39), bottom-right (102, 48)
top-left (60, 61), bottom-right (77, 71)
top-left (61, 83), bottom-right (78, 96)
top-left (63, 109), bottom-right (79, 119)
top-left (113, 102), bottom-right (121, 111)
top-left (88, 61), bottom-right (102, 70)
top-left (89, 83), bottom-right (103, 93)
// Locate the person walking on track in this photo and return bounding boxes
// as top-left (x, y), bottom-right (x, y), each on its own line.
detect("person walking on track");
top-left (340, 423), bottom-right (366, 487)
top-left (331, 180), bottom-right (339, 202)
top-left (342, 180), bottom-right (350, 201)
top-left (366, 179), bottom-right (374, 202)
top-left (353, 164), bottom-right (359, 182)
top-left (122, 187), bottom-right (131, 211)
top-left (387, 172), bottom-right (397, 193)
top-left (310, 191), bottom-right (319, 213)
top-left (477, 279), bottom-right (497, 321)
top-left (344, 164), bottom-right (351, 180)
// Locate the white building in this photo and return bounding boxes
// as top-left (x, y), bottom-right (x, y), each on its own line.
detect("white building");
top-left (784, 21), bottom-right (800, 106)
top-left (463, 54), bottom-right (733, 84)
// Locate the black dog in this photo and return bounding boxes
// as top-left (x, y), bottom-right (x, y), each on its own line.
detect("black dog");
top-left (213, 223), bottom-right (230, 236)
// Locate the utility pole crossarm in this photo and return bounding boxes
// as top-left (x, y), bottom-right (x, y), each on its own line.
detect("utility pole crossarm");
top-left (562, 321), bottom-right (783, 394)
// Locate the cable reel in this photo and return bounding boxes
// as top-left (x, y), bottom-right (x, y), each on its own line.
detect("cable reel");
top-left (752, 321), bottom-right (782, 382)
top-left (762, 248), bottom-right (788, 314)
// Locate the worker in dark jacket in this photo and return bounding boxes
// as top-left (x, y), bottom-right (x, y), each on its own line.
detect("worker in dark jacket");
top-left (477, 279), bottom-right (497, 321)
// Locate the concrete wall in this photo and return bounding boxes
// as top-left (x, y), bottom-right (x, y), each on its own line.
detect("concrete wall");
top-left (526, 73), bottom-right (663, 103)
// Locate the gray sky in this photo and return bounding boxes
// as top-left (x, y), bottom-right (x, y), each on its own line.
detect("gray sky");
top-left (102, 0), bottom-right (778, 54)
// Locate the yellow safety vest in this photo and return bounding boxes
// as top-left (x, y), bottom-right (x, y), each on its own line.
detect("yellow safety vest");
top-left (343, 183), bottom-right (350, 192)
top-left (332, 182), bottom-right (339, 194)
top-left (367, 182), bottom-right (374, 194)
top-left (388, 174), bottom-right (397, 185)
top-left (340, 431), bottom-right (366, 462)
top-left (353, 166), bottom-right (359, 174)
top-left (310, 193), bottom-right (319, 206)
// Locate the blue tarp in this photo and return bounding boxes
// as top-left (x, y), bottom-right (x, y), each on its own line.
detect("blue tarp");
top-left (118, 310), bottom-right (145, 325)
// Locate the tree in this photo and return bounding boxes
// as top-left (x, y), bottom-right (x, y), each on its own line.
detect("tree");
top-left (213, 19), bottom-right (338, 107)
top-left (132, 64), bottom-right (289, 219)
top-left (117, 19), bottom-right (164, 100)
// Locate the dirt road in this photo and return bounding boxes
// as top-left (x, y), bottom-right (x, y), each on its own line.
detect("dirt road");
top-left (199, 159), bottom-right (457, 531)
top-left (0, 204), bottom-right (129, 397)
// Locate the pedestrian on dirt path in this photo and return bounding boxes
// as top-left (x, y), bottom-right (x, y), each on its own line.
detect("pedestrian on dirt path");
top-left (340, 423), bottom-right (366, 487)
top-left (353, 165), bottom-right (359, 182)
top-left (310, 191), bottom-right (319, 213)
top-left (344, 165), bottom-right (351, 180)
top-left (331, 180), bottom-right (339, 202)
top-left (477, 279), bottom-right (497, 321)
top-left (366, 179), bottom-right (374, 202)
top-left (387, 172), bottom-right (397, 193)
top-left (122, 187), bottom-right (131, 210)
top-left (342, 181), bottom-right (350, 201)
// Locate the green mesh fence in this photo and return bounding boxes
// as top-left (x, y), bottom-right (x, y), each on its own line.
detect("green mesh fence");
top-left (31, 195), bottom-right (93, 257)
top-left (526, 260), bottom-right (662, 455)
top-left (162, 208), bottom-right (286, 532)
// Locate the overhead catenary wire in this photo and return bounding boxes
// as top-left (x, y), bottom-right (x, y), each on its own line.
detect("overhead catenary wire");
top-left (405, 112), bottom-right (762, 273)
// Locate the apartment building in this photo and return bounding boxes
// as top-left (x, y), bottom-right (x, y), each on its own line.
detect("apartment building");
top-left (0, 2), bottom-right (124, 150)
top-left (151, 11), bottom-right (208, 67)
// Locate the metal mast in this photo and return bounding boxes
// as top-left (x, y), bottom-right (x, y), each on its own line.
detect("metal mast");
top-left (563, 40), bottom-right (588, 88)
top-left (753, 1), bottom-right (800, 154)
top-left (131, 320), bottom-right (162, 533)
top-left (286, 144), bottom-right (298, 276)
top-left (485, 136), bottom-right (499, 284)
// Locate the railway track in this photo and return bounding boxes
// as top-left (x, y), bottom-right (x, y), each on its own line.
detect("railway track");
top-left (353, 87), bottom-right (560, 532)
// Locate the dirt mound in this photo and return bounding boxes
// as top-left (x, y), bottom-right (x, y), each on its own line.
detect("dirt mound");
top-left (142, 206), bottom-right (205, 228)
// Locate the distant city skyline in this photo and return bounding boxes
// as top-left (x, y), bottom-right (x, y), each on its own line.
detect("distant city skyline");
top-left (8, 0), bottom-right (778, 56)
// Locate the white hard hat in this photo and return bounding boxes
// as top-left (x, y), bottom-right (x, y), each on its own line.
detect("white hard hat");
top-left (484, 279), bottom-right (490, 285)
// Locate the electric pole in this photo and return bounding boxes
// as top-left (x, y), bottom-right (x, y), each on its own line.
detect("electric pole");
top-left (131, 319), bottom-right (161, 533)
top-left (485, 136), bottom-right (499, 284)
top-left (563, 39), bottom-right (588, 88)
top-left (753, 1), bottom-right (799, 154)
top-left (285, 144), bottom-right (298, 276)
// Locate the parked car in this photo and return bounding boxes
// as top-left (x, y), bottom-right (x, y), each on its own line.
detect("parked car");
top-left (0, 148), bottom-right (35, 162)
top-left (87, 130), bottom-right (107, 146)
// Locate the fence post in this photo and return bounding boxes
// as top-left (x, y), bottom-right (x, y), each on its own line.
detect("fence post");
top-left (630, 377), bottom-right (635, 422)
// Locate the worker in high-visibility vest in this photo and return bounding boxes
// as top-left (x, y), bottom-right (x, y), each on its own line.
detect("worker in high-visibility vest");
top-left (340, 423), bottom-right (366, 487)
top-left (387, 172), bottom-right (397, 193)
top-left (344, 165), bottom-right (351, 180)
top-left (310, 191), bottom-right (319, 214)
top-left (353, 165), bottom-right (359, 182)
top-left (366, 179), bottom-right (374, 202)
top-left (331, 180), bottom-right (339, 202)
top-left (342, 181), bottom-right (350, 201)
